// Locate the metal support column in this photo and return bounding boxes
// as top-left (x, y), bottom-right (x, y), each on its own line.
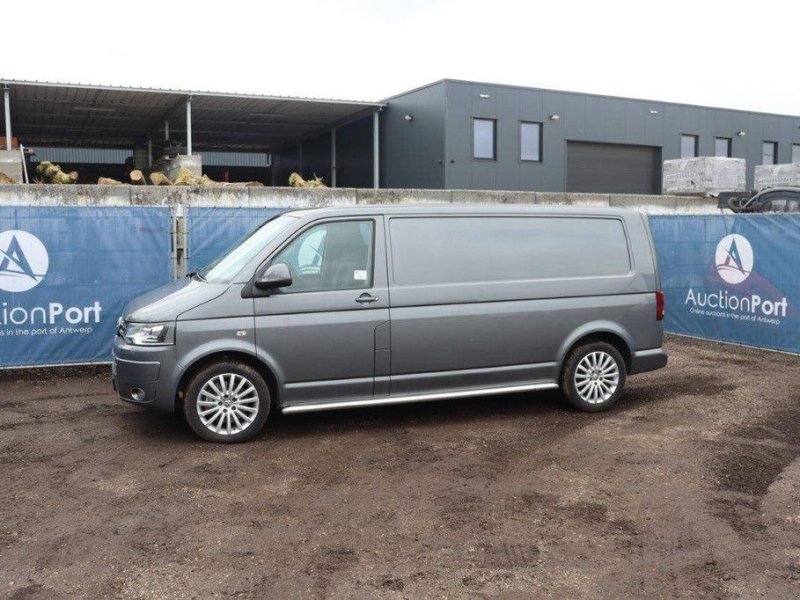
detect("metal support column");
top-left (147, 139), bottom-right (153, 168)
top-left (331, 128), bottom-right (337, 187)
top-left (372, 111), bottom-right (380, 189)
top-left (164, 120), bottom-right (169, 141)
top-left (3, 85), bottom-right (11, 151)
top-left (298, 142), bottom-right (303, 172)
top-left (186, 96), bottom-right (192, 155)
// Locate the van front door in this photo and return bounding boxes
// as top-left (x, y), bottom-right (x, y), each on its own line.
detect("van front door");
top-left (253, 217), bottom-right (389, 407)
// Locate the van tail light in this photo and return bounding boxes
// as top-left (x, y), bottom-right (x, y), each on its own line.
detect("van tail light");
top-left (656, 291), bottom-right (665, 321)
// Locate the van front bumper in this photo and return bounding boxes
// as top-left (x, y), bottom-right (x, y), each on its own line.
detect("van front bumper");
top-left (630, 348), bottom-right (668, 374)
top-left (112, 336), bottom-right (179, 412)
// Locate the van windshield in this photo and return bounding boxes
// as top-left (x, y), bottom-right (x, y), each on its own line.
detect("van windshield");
top-left (197, 214), bottom-right (299, 283)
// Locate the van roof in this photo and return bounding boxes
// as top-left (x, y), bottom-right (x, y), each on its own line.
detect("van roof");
top-left (286, 204), bottom-right (642, 218)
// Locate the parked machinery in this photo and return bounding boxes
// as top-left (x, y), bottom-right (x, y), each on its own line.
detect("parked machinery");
top-left (720, 187), bottom-right (800, 213)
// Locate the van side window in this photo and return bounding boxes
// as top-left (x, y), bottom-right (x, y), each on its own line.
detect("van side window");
top-left (273, 220), bottom-right (374, 293)
top-left (389, 216), bottom-right (630, 286)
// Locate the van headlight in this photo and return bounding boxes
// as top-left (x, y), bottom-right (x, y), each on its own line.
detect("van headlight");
top-left (123, 322), bottom-right (173, 346)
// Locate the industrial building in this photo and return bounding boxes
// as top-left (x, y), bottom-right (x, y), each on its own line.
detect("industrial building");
top-left (2, 78), bottom-right (799, 192)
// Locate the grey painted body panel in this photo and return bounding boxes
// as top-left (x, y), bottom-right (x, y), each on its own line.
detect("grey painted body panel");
top-left (253, 215), bottom-right (390, 405)
top-left (388, 294), bottom-right (658, 396)
top-left (123, 278), bottom-right (226, 323)
top-left (112, 205), bottom-right (667, 415)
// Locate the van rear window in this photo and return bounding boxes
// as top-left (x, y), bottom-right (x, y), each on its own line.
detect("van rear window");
top-left (389, 216), bottom-right (630, 286)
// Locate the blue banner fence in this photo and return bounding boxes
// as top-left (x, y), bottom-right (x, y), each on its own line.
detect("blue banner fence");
top-left (186, 207), bottom-right (284, 273)
top-left (2, 207), bottom-right (799, 367)
top-left (0, 207), bottom-right (172, 367)
top-left (650, 214), bottom-right (800, 354)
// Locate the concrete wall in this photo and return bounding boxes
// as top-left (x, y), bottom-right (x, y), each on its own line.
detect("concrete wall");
top-left (0, 184), bottom-right (721, 214)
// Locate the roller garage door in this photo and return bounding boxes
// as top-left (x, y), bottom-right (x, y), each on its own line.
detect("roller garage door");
top-left (566, 142), bottom-right (661, 194)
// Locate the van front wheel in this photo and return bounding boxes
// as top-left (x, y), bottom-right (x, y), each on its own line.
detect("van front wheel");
top-left (560, 342), bottom-right (626, 412)
top-left (184, 361), bottom-right (270, 442)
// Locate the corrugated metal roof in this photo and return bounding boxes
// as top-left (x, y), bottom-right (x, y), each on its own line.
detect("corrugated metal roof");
top-left (1, 79), bottom-right (384, 152)
top-left (1, 78), bottom-right (383, 106)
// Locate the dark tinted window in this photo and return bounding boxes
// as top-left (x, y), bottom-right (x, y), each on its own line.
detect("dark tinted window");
top-left (714, 137), bottom-right (732, 158)
top-left (390, 217), bottom-right (630, 286)
top-left (473, 118), bottom-right (496, 160)
top-left (273, 220), bottom-right (374, 293)
top-left (681, 134), bottom-right (698, 158)
top-left (762, 141), bottom-right (778, 165)
top-left (520, 122), bottom-right (542, 161)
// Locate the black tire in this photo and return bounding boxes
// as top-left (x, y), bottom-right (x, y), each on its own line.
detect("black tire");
top-left (560, 342), bottom-right (627, 412)
top-left (183, 361), bottom-right (270, 443)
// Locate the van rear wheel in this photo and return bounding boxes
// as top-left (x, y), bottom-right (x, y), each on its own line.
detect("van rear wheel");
top-left (183, 361), bottom-right (270, 443)
top-left (560, 342), bottom-right (626, 412)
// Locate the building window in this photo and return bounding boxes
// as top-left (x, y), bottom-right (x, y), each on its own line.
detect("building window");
top-left (680, 134), bottom-right (699, 158)
top-left (792, 144), bottom-right (800, 164)
top-left (520, 122), bottom-right (542, 162)
top-left (472, 118), bottom-right (496, 160)
top-left (762, 141), bottom-right (778, 165)
top-left (714, 137), bottom-right (732, 158)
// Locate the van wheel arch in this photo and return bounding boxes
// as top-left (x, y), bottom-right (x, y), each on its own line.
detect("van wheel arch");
top-left (176, 352), bottom-right (279, 415)
top-left (561, 332), bottom-right (632, 375)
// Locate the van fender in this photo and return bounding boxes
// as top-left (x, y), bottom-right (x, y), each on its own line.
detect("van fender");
top-left (176, 339), bottom-right (286, 395)
top-left (556, 320), bottom-right (634, 371)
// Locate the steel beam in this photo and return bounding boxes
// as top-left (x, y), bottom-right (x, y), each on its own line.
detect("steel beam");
top-left (331, 128), bottom-right (337, 187)
top-left (186, 97), bottom-right (192, 155)
top-left (4, 85), bottom-right (11, 150)
top-left (373, 111), bottom-right (380, 189)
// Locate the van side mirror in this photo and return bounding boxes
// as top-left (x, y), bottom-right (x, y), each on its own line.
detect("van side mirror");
top-left (255, 263), bottom-right (292, 290)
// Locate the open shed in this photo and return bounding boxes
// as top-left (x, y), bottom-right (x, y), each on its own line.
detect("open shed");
top-left (1, 80), bottom-right (383, 186)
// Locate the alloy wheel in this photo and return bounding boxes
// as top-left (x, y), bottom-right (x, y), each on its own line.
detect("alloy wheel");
top-left (574, 351), bottom-right (620, 404)
top-left (196, 373), bottom-right (260, 435)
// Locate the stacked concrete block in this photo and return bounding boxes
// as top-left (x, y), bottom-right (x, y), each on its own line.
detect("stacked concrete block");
top-left (754, 163), bottom-right (800, 191)
top-left (662, 157), bottom-right (746, 195)
top-left (0, 150), bottom-right (24, 183)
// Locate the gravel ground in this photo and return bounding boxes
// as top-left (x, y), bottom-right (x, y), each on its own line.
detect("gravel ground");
top-left (1, 335), bottom-right (799, 599)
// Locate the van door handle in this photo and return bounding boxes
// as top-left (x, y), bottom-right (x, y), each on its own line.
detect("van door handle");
top-left (355, 293), bottom-right (379, 304)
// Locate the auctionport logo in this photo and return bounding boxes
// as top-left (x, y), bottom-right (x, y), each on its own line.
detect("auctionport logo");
top-left (0, 230), bottom-right (49, 293)
top-left (715, 234), bottom-right (753, 285)
top-left (684, 232), bottom-right (788, 323)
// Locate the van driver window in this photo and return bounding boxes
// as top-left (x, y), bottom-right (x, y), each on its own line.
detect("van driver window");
top-left (272, 220), bottom-right (374, 293)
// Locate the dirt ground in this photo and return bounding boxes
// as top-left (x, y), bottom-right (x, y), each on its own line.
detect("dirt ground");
top-left (1, 336), bottom-right (799, 599)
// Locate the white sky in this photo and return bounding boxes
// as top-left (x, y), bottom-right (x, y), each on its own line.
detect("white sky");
top-left (4, 0), bottom-right (799, 114)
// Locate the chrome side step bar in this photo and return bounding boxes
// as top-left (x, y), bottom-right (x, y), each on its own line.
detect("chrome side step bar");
top-left (281, 382), bottom-right (559, 414)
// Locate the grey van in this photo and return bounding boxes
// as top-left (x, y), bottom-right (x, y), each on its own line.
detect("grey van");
top-left (113, 206), bottom-right (667, 442)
